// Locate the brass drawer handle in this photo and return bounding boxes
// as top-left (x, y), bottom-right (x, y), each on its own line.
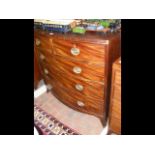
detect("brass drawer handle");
top-left (40, 54), bottom-right (45, 60)
top-left (75, 84), bottom-right (84, 91)
top-left (77, 101), bottom-right (85, 107)
top-left (36, 39), bottom-right (41, 46)
top-left (44, 69), bottom-right (49, 74)
top-left (71, 48), bottom-right (80, 56)
top-left (73, 66), bottom-right (82, 74)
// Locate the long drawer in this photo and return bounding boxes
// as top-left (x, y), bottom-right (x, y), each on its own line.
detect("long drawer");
top-left (53, 39), bottom-right (105, 65)
top-left (49, 56), bottom-right (105, 83)
top-left (54, 72), bottom-right (104, 100)
top-left (52, 84), bottom-right (104, 118)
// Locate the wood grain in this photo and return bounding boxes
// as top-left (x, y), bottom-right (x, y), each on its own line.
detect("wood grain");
top-left (52, 85), bottom-right (104, 118)
top-left (108, 57), bottom-right (121, 134)
top-left (49, 56), bottom-right (105, 83)
top-left (53, 39), bottom-right (105, 64)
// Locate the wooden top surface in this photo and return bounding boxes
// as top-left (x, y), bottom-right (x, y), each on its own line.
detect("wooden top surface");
top-left (34, 29), bottom-right (121, 44)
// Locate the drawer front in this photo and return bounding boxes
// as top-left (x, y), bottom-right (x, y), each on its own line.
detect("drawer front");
top-left (53, 39), bottom-right (105, 65)
top-left (50, 56), bottom-right (105, 83)
top-left (35, 35), bottom-right (52, 50)
top-left (52, 72), bottom-right (104, 100)
top-left (52, 85), bottom-right (104, 118)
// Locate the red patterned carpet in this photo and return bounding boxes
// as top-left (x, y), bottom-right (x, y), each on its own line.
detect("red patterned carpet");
top-left (34, 105), bottom-right (80, 135)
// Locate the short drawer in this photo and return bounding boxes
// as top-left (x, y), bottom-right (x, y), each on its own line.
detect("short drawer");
top-left (35, 35), bottom-right (52, 50)
top-left (53, 39), bottom-right (105, 65)
top-left (50, 56), bottom-right (105, 83)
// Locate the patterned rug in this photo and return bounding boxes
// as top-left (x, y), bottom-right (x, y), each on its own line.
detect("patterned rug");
top-left (34, 105), bottom-right (80, 135)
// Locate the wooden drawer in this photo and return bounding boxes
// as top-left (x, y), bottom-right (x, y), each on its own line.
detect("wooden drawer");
top-left (52, 85), bottom-right (104, 118)
top-left (54, 72), bottom-right (104, 100)
top-left (50, 56), bottom-right (105, 83)
top-left (53, 39), bottom-right (105, 65)
top-left (35, 35), bottom-right (52, 50)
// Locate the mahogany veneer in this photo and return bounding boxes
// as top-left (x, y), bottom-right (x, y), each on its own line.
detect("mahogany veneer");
top-left (108, 57), bottom-right (121, 134)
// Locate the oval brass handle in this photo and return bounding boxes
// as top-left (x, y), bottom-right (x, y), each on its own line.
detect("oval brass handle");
top-left (73, 66), bottom-right (82, 74)
top-left (71, 48), bottom-right (80, 56)
top-left (75, 84), bottom-right (84, 91)
top-left (40, 54), bottom-right (45, 60)
top-left (44, 69), bottom-right (49, 74)
top-left (36, 39), bottom-right (41, 46)
top-left (77, 101), bottom-right (85, 107)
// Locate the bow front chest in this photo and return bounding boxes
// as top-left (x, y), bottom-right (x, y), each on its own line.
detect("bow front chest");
top-left (34, 30), bottom-right (121, 125)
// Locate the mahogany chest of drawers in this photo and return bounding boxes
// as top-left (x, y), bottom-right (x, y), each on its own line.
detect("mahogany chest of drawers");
top-left (34, 30), bottom-right (121, 125)
top-left (108, 57), bottom-right (121, 134)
